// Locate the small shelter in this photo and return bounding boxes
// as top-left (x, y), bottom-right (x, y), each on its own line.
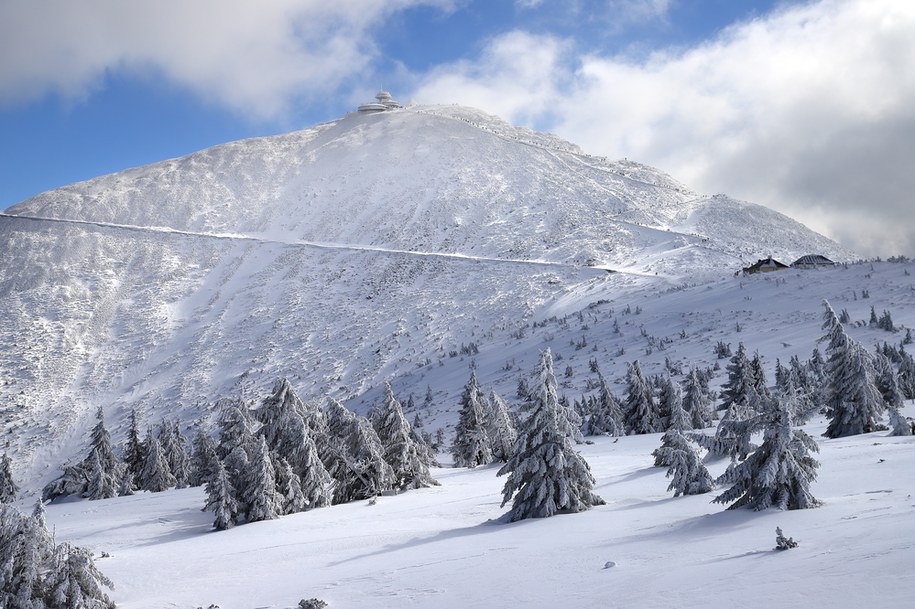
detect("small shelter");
top-left (742, 256), bottom-right (789, 275)
top-left (791, 254), bottom-right (834, 269)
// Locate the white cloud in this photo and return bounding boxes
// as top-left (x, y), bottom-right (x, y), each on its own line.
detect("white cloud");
top-left (410, 0), bottom-right (915, 256)
top-left (410, 31), bottom-right (570, 125)
top-left (0, 0), bottom-right (450, 119)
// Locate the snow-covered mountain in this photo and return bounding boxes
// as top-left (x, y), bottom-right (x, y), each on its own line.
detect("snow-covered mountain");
top-left (1, 104), bottom-right (855, 485)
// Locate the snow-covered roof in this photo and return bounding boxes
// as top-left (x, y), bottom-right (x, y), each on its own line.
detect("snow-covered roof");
top-left (792, 254), bottom-right (834, 267)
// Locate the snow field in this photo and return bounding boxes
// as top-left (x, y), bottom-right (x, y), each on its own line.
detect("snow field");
top-left (39, 413), bottom-right (915, 609)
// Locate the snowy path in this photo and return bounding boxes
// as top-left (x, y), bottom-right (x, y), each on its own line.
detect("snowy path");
top-left (0, 212), bottom-right (615, 277)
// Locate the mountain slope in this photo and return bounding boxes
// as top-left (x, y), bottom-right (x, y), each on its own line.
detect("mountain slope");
top-left (0, 104), bottom-right (857, 485)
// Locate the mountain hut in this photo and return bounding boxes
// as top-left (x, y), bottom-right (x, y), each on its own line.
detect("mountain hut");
top-left (742, 256), bottom-right (789, 275)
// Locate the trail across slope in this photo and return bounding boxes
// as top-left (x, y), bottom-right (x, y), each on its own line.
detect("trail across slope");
top-left (0, 212), bottom-right (614, 276)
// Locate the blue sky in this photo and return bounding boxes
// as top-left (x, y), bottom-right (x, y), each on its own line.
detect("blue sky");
top-left (1, 0), bottom-right (913, 255)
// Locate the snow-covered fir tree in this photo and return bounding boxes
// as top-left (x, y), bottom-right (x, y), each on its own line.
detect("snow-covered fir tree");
top-left (714, 397), bottom-right (820, 510)
top-left (44, 407), bottom-right (125, 501)
top-left (138, 431), bottom-right (177, 493)
top-left (874, 353), bottom-right (912, 436)
top-left (720, 343), bottom-right (758, 412)
top-left (84, 407), bottom-right (123, 500)
top-left (375, 382), bottom-right (438, 490)
top-left (487, 390), bottom-right (518, 462)
top-left (822, 300), bottom-right (885, 438)
top-left (0, 453), bottom-right (17, 503)
top-left (682, 367), bottom-right (714, 429)
top-left (204, 459), bottom-right (238, 531)
top-left (323, 399), bottom-right (395, 504)
top-left (452, 369), bottom-right (493, 468)
top-left (693, 394), bottom-right (762, 461)
top-left (1, 503), bottom-right (116, 609)
top-left (257, 378), bottom-right (306, 451)
top-left (45, 542), bottom-right (116, 609)
top-left (190, 428), bottom-right (220, 487)
top-left (652, 429), bottom-right (714, 497)
top-left (584, 372), bottom-right (624, 436)
top-left (295, 431), bottom-right (333, 509)
top-left (0, 503), bottom-right (54, 608)
top-left (897, 347), bottom-right (915, 399)
top-left (86, 449), bottom-right (115, 501)
top-left (241, 436), bottom-right (281, 523)
top-left (159, 420), bottom-right (191, 489)
top-left (749, 352), bottom-right (771, 399)
top-left (273, 456), bottom-right (308, 516)
top-left (217, 398), bottom-right (256, 494)
top-left (122, 408), bottom-right (146, 488)
top-left (779, 373), bottom-right (818, 426)
top-left (498, 349), bottom-right (605, 521)
top-left (660, 377), bottom-right (691, 432)
top-left (623, 360), bottom-right (660, 434)
top-left (558, 394), bottom-right (585, 444)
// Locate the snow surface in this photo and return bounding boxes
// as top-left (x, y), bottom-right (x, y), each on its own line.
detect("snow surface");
top-left (25, 414), bottom-right (915, 609)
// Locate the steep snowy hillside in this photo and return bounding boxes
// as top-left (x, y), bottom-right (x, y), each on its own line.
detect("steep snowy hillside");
top-left (0, 104), bottom-right (860, 487)
top-left (5, 105), bottom-right (848, 267)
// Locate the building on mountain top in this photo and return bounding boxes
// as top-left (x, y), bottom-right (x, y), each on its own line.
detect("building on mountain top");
top-left (742, 256), bottom-right (789, 275)
top-left (358, 90), bottom-right (403, 113)
top-left (791, 254), bottom-right (834, 269)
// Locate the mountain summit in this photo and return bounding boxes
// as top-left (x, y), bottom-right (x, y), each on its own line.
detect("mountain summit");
top-left (0, 104), bottom-right (850, 480)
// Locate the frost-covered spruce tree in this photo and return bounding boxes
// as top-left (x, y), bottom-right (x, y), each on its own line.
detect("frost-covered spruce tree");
top-left (897, 348), bottom-right (915, 400)
top-left (452, 370), bottom-right (493, 468)
top-left (190, 428), bottom-right (220, 487)
top-left (498, 349), bottom-right (605, 521)
top-left (204, 459), bottom-right (238, 531)
top-left (652, 429), bottom-right (713, 496)
top-left (138, 431), bottom-right (177, 492)
top-left (705, 394), bottom-right (764, 460)
top-left (662, 379), bottom-right (691, 432)
top-left (273, 456), bottom-right (308, 516)
top-left (487, 390), bottom-right (518, 462)
top-left (558, 394), bottom-right (585, 444)
top-left (217, 398), bottom-right (255, 459)
top-left (874, 353), bottom-right (912, 436)
top-left (682, 368), bottom-right (714, 429)
top-left (321, 399), bottom-right (357, 491)
top-left (0, 453), bottom-right (17, 503)
top-left (295, 431), bottom-right (333, 509)
top-left (122, 408), bottom-right (146, 488)
top-left (45, 542), bottom-right (116, 609)
top-left (779, 374), bottom-right (818, 426)
top-left (159, 420), bottom-right (191, 489)
top-left (217, 398), bottom-right (256, 495)
top-left (86, 449), bottom-right (115, 501)
top-left (241, 436), bottom-right (281, 523)
top-left (0, 503), bottom-right (55, 608)
top-left (749, 352), bottom-right (771, 399)
top-left (822, 300), bottom-right (885, 438)
top-left (375, 382), bottom-right (438, 490)
top-left (82, 407), bottom-right (123, 499)
top-left (257, 378), bottom-right (315, 459)
top-left (623, 360), bottom-right (660, 434)
top-left (586, 373), bottom-right (625, 436)
top-left (322, 399), bottom-right (394, 503)
top-left (714, 398), bottom-right (820, 510)
top-left (720, 343), bottom-right (757, 411)
top-left (258, 381), bottom-right (333, 496)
